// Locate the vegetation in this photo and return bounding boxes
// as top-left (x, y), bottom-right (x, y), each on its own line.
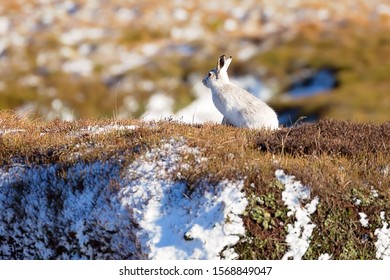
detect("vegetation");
top-left (2, 16), bottom-right (390, 122)
top-left (1, 111), bottom-right (389, 259)
top-left (258, 23), bottom-right (390, 123)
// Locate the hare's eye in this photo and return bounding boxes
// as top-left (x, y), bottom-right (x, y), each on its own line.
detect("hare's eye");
top-left (208, 72), bottom-right (213, 77)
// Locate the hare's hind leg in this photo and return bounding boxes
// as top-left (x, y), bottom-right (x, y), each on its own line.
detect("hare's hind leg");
top-left (222, 117), bottom-right (235, 127)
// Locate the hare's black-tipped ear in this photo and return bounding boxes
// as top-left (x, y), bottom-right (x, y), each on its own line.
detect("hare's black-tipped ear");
top-left (217, 55), bottom-right (226, 70)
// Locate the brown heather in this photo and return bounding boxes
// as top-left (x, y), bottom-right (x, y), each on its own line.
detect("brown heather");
top-left (1, 111), bottom-right (389, 259)
top-left (257, 119), bottom-right (390, 156)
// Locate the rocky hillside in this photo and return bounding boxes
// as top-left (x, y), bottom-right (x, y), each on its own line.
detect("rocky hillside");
top-left (1, 112), bottom-right (389, 259)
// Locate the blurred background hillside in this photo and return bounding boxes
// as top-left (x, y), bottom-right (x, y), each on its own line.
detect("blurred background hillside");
top-left (1, 0), bottom-right (389, 125)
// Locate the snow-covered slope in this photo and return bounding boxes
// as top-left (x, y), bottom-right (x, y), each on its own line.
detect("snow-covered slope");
top-left (0, 137), bottom-right (247, 260)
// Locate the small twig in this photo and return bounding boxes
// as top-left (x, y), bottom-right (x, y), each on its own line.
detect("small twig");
top-left (281, 116), bottom-right (307, 156)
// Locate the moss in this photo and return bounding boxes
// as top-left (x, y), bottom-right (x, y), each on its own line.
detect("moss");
top-left (236, 236), bottom-right (287, 260)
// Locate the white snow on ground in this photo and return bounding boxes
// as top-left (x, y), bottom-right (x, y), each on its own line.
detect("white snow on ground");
top-left (2, 123), bottom-right (388, 260)
top-left (68, 124), bottom-right (138, 137)
top-left (358, 213), bottom-right (369, 228)
top-left (59, 27), bottom-right (105, 46)
top-left (382, 166), bottom-right (389, 177)
top-left (0, 162), bottom-right (136, 259)
top-left (82, 124), bottom-right (138, 135)
top-left (231, 75), bottom-right (273, 102)
top-left (61, 58), bottom-right (93, 76)
top-left (119, 138), bottom-right (248, 260)
top-left (318, 253), bottom-right (332, 260)
top-left (174, 80), bottom-right (222, 124)
top-left (142, 92), bottom-right (175, 122)
top-left (141, 77), bottom-right (223, 124)
top-left (353, 197), bottom-right (362, 206)
top-left (106, 52), bottom-right (148, 77)
top-left (0, 128), bottom-right (26, 135)
top-left (370, 186), bottom-right (379, 198)
top-left (374, 211), bottom-right (390, 260)
top-left (275, 169), bottom-right (319, 260)
top-left (0, 133), bottom-right (247, 259)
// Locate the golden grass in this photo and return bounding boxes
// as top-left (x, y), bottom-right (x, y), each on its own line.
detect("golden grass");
top-left (1, 111), bottom-right (389, 259)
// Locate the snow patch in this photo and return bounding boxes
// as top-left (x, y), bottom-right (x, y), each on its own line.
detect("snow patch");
top-left (0, 162), bottom-right (136, 259)
top-left (59, 28), bottom-right (104, 46)
top-left (374, 211), bottom-right (390, 260)
top-left (142, 93), bottom-right (174, 121)
top-left (174, 78), bottom-right (222, 124)
top-left (119, 138), bottom-right (247, 259)
top-left (0, 129), bottom-right (26, 135)
top-left (353, 197), bottom-right (362, 206)
top-left (358, 212), bottom-right (369, 228)
top-left (381, 166), bottom-right (389, 177)
top-left (275, 169), bottom-right (319, 260)
top-left (318, 253), bottom-right (332, 260)
top-left (68, 124), bottom-right (138, 137)
top-left (106, 52), bottom-right (147, 76)
top-left (370, 186), bottom-right (379, 198)
top-left (62, 58), bottom-right (93, 76)
top-left (82, 124), bottom-right (138, 135)
top-left (0, 136), bottom-right (246, 259)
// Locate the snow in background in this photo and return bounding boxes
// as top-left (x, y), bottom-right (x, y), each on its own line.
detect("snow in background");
top-left (142, 74), bottom-right (273, 125)
top-left (287, 69), bottom-right (336, 98)
top-left (275, 169), bottom-right (320, 260)
top-left (142, 92), bottom-right (176, 122)
top-left (140, 69), bottom-right (337, 127)
top-left (173, 77), bottom-right (222, 124)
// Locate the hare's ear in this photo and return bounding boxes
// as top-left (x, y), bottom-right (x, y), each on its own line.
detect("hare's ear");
top-left (222, 56), bottom-right (232, 72)
top-left (217, 55), bottom-right (232, 73)
top-left (216, 55), bottom-right (226, 71)
top-left (216, 55), bottom-right (232, 80)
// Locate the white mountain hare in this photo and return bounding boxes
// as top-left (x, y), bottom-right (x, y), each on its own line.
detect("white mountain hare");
top-left (202, 55), bottom-right (279, 130)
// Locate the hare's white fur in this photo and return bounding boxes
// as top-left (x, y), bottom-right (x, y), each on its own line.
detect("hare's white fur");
top-left (203, 55), bottom-right (279, 130)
